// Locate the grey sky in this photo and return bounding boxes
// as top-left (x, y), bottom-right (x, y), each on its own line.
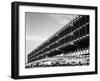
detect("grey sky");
top-left (25, 12), bottom-right (77, 55)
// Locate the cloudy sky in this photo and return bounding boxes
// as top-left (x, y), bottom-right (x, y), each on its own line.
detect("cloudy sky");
top-left (25, 12), bottom-right (77, 55)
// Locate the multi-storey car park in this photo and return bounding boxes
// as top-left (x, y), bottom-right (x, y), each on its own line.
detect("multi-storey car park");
top-left (26, 15), bottom-right (89, 68)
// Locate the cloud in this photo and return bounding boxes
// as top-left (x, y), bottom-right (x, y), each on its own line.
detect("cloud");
top-left (49, 14), bottom-right (77, 26)
top-left (26, 35), bottom-right (47, 42)
top-left (26, 35), bottom-right (48, 54)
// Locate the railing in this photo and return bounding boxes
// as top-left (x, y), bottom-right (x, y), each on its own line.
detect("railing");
top-left (29, 22), bottom-right (89, 60)
top-left (28, 34), bottom-right (89, 62)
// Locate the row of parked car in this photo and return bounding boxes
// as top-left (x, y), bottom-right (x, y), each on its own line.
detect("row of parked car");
top-left (26, 54), bottom-right (89, 68)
